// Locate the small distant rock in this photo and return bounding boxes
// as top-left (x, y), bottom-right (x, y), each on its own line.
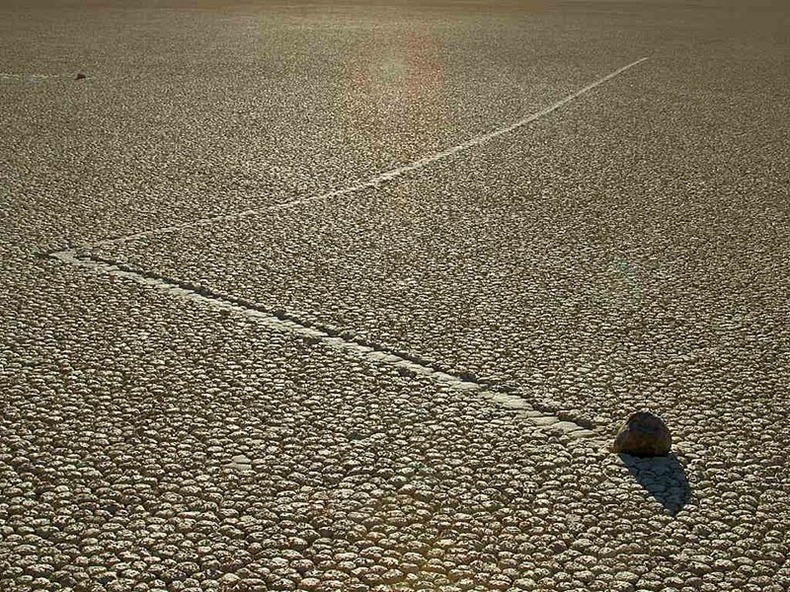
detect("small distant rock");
top-left (75, 72), bottom-right (86, 80)
top-left (611, 411), bottom-right (672, 457)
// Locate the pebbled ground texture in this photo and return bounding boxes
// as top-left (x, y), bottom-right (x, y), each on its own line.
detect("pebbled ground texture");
top-left (2, 1), bottom-right (789, 592)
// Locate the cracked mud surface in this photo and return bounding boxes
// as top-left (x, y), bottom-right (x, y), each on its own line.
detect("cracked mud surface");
top-left (2, 1), bottom-right (789, 591)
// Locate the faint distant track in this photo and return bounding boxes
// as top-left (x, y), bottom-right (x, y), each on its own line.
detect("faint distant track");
top-left (90, 57), bottom-right (649, 249)
top-left (50, 248), bottom-right (602, 442)
top-left (0, 72), bottom-right (76, 80)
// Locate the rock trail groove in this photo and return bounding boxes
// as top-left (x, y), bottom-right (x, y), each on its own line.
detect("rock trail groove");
top-left (88, 57), bottom-right (649, 248)
top-left (51, 249), bottom-right (602, 442)
top-left (44, 58), bottom-right (652, 445)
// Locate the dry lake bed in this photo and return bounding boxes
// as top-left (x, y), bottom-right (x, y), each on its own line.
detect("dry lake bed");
top-left (1, 1), bottom-right (788, 591)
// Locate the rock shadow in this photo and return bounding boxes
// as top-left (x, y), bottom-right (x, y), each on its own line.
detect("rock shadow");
top-left (619, 452), bottom-right (691, 515)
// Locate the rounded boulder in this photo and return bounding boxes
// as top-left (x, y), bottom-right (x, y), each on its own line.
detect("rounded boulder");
top-left (611, 411), bottom-right (672, 457)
